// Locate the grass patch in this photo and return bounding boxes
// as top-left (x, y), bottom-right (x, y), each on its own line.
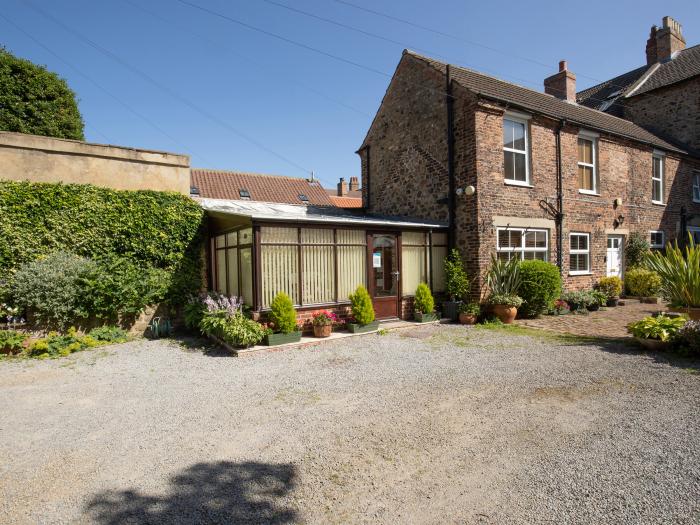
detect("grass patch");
top-left (472, 322), bottom-right (618, 346)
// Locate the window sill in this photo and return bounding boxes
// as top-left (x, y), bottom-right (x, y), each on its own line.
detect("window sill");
top-left (578, 190), bottom-right (600, 196)
top-left (569, 271), bottom-right (592, 276)
top-left (504, 180), bottom-right (534, 188)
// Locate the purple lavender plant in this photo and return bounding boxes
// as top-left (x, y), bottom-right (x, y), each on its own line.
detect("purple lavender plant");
top-left (201, 292), bottom-right (243, 317)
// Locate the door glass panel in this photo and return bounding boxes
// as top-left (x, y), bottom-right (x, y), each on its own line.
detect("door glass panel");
top-left (372, 235), bottom-right (397, 297)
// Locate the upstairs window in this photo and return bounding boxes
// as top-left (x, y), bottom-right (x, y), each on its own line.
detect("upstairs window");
top-left (693, 171), bottom-right (700, 203)
top-left (578, 136), bottom-right (597, 194)
top-left (569, 233), bottom-right (590, 275)
top-left (503, 116), bottom-right (529, 185)
top-left (652, 154), bottom-right (664, 204)
top-left (239, 189), bottom-right (251, 200)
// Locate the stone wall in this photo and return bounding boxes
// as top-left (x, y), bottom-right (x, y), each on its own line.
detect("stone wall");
top-left (0, 131), bottom-right (190, 194)
top-left (624, 77), bottom-right (700, 154)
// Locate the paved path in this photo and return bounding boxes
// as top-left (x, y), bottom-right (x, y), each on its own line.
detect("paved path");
top-left (516, 299), bottom-right (663, 339)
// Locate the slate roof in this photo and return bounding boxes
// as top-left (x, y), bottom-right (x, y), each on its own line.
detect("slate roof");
top-left (190, 169), bottom-right (335, 206)
top-left (577, 44), bottom-right (700, 113)
top-left (405, 50), bottom-right (685, 154)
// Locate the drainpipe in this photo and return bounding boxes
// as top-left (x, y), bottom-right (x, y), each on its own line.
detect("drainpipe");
top-left (555, 119), bottom-right (566, 273)
top-left (446, 65), bottom-right (456, 249)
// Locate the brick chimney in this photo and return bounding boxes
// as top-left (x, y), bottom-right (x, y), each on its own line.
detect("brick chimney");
top-left (337, 177), bottom-right (348, 196)
top-left (349, 176), bottom-right (360, 192)
top-left (652, 16), bottom-right (686, 63)
top-left (544, 60), bottom-right (576, 102)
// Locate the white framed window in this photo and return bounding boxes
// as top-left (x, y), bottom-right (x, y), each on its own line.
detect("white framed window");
top-left (497, 228), bottom-right (548, 261)
top-left (577, 135), bottom-right (598, 194)
top-left (569, 233), bottom-right (590, 275)
top-left (652, 154), bottom-right (664, 204)
top-left (650, 230), bottom-right (665, 249)
top-left (693, 171), bottom-right (700, 203)
top-left (503, 115), bottom-right (530, 186)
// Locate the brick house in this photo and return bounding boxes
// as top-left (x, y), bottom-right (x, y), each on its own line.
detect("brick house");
top-left (357, 16), bottom-right (700, 295)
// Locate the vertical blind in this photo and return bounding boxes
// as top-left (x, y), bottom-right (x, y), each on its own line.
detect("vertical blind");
top-left (400, 231), bottom-right (447, 295)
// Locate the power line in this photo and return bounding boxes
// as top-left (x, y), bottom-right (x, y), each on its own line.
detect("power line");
top-left (0, 11), bottom-right (213, 166)
top-left (24, 0), bottom-right (313, 177)
top-left (120, 0), bottom-right (372, 119)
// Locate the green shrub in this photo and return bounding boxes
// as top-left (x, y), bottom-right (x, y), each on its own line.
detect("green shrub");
top-left (10, 252), bottom-right (95, 329)
top-left (414, 283), bottom-right (435, 313)
top-left (644, 236), bottom-right (700, 308)
top-left (517, 260), bottom-right (561, 318)
top-left (0, 47), bottom-right (84, 140)
top-left (459, 302), bottom-right (481, 315)
top-left (349, 285), bottom-right (375, 325)
top-left (0, 181), bottom-right (205, 306)
top-left (627, 315), bottom-right (686, 341)
top-left (269, 292), bottom-right (298, 334)
top-left (597, 276), bottom-right (623, 298)
top-left (222, 314), bottom-right (268, 347)
top-left (625, 268), bottom-right (661, 297)
top-left (444, 249), bottom-right (470, 300)
top-left (26, 327), bottom-right (106, 358)
top-left (625, 232), bottom-right (650, 269)
top-left (88, 326), bottom-right (128, 343)
top-left (0, 330), bottom-right (27, 354)
top-left (591, 290), bottom-right (608, 307)
top-left (486, 254), bottom-right (521, 296)
top-left (560, 290), bottom-right (596, 311)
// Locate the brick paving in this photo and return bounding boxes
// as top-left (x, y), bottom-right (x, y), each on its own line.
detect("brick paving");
top-left (515, 299), bottom-right (664, 339)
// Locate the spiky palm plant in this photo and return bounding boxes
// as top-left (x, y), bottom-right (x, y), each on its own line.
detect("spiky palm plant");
top-left (644, 235), bottom-right (700, 308)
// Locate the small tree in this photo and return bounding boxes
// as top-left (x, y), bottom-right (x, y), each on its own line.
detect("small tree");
top-left (517, 260), bottom-right (561, 318)
top-left (269, 292), bottom-right (298, 333)
top-left (0, 48), bottom-right (84, 140)
top-left (414, 283), bottom-right (435, 314)
top-left (349, 285), bottom-right (375, 325)
top-left (625, 232), bottom-right (650, 269)
top-left (444, 249), bottom-right (470, 301)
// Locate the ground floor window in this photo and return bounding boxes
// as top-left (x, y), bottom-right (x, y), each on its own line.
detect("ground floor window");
top-left (212, 227), bottom-right (254, 305)
top-left (569, 233), bottom-right (590, 274)
top-left (401, 232), bottom-right (447, 296)
top-left (650, 231), bottom-right (665, 249)
top-left (496, 227), bottom-right (548, 261)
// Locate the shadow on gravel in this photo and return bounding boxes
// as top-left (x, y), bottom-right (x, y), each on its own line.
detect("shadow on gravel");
top-left (173, 334), bottom-right (234, 358)
top-left (86, 461), bottom-right (298, 524)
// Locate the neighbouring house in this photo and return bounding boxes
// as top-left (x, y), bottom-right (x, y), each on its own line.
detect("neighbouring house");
top-left (357, 16), bottom-right (700, 295)
top-left (326, 176), bottom-right (363, 208)
top-left (191, 168), bottom-right (447, 321)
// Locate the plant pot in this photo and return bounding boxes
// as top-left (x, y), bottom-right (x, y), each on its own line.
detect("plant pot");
top-left (634, 337), bottom-right (669, 352)
top-left (441, 301), bottom-right (461, 322)
top-left (492, 304), bottom-right (517, 324)
top-left (347, 320), bottom-right (380, 333)
top-left (458, 313), bottom-right (477, 325)
top-left (313, 324), bottom-right (332, 338)
top-left (666, 305), bottom-right (687, 314)
top-left (414, 311), bottom-right (440, 323)
top-left (641, 297), bottom-right (660, 304)
top-left (587, 304), bottom-right (600, 312)
top-left (263, 331), bottom-right (302, 346)
top-left (606, 297), bottom-right (619, 307)
top-left (688, 308), bottom-right (700, 321)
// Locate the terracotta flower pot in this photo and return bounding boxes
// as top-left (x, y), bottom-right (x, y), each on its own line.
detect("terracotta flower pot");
top-left (634, 337), bottom-right (668, 352)
top-left (492, 304), bottom-right (517, 324)
top-left (313, 324), bottom-right (332, 338)
top-left (458, 313), bottom-right (477, 325)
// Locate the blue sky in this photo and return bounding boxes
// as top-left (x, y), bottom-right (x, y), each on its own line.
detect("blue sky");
top-left (2, 1), bottom-right (698, 188)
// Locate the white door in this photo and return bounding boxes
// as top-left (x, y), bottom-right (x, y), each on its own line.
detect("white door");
top-left (606, 235), bottom-right (623, 277)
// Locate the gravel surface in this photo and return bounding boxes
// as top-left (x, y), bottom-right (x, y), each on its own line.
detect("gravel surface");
top-left (0, 325), bottom-right (698, 524)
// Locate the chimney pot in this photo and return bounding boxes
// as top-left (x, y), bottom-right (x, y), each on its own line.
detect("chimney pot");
top-left (650, 16), bottom-right (685, 63)
top-left (544, 61), bottom-right (576, 102)
top-left (337, 177), bottom-right (348, 196)
top-left (349, 176), bottom-right (360, 191)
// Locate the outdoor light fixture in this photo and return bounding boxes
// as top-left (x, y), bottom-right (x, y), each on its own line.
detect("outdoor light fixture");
top-left (464, 185), bottom-right (476, 196)
top-left (614, 198), bottom-right (623, 207)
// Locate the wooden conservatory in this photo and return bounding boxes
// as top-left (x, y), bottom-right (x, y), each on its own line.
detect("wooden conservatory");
top-left (200, 199), bottom-right (448, 321)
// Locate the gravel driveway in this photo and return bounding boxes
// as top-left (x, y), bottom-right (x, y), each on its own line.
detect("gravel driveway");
top-left (0, 325), bottom-right (698, 524)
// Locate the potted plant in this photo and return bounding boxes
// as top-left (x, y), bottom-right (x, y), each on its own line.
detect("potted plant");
top-left (588, 291), bottom-right (608, 311)
top-left (597, 276), bottom-right (622, 307)
top-left (627, 315), bottom-right (687, 351)
top-left (264, 292), bottom-right (302, 345)
top-left (560, 290), bottom-right (595, 312)
top-left (458, 302), bottom-right (480, 324)
top-left (443, 249), bottom-right (470, 321)
top-left (347, 285), bottom-right (379, 333)
top-left (645, 236), bottom-right (700, 320)
top-left (414, 283), bottom-right (440, 322)
top-left (486, 293), bottom-right (523, 324)
top-left (551, 299), bottom-right (570, 315)
top-left (312, 310), bottom-right (336, 338)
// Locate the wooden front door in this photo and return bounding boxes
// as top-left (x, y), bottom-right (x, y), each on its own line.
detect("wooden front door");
top-left (368, 233), bottom-right (400, 319)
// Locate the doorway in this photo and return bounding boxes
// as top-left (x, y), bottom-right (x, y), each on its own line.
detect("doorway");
top-left (606, 235), bottom-right (624, 277)
top-left (368, 233), bottom-right (400, 319)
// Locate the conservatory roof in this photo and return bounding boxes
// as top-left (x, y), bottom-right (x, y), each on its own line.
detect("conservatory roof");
top-left (198, 198), bottom-right (447, 229)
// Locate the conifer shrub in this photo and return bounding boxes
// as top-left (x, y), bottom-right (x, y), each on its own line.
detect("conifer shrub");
top-left (414, 283), bottom-right (435, 314)
top-left (625, 268), bottom-right (661, 297)
top-left (349, 285), bottom-right (375, 325)
top-left (269, 292), bottom-right (298, 334)
top-left (444, 249), bottom-right (470, 300)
